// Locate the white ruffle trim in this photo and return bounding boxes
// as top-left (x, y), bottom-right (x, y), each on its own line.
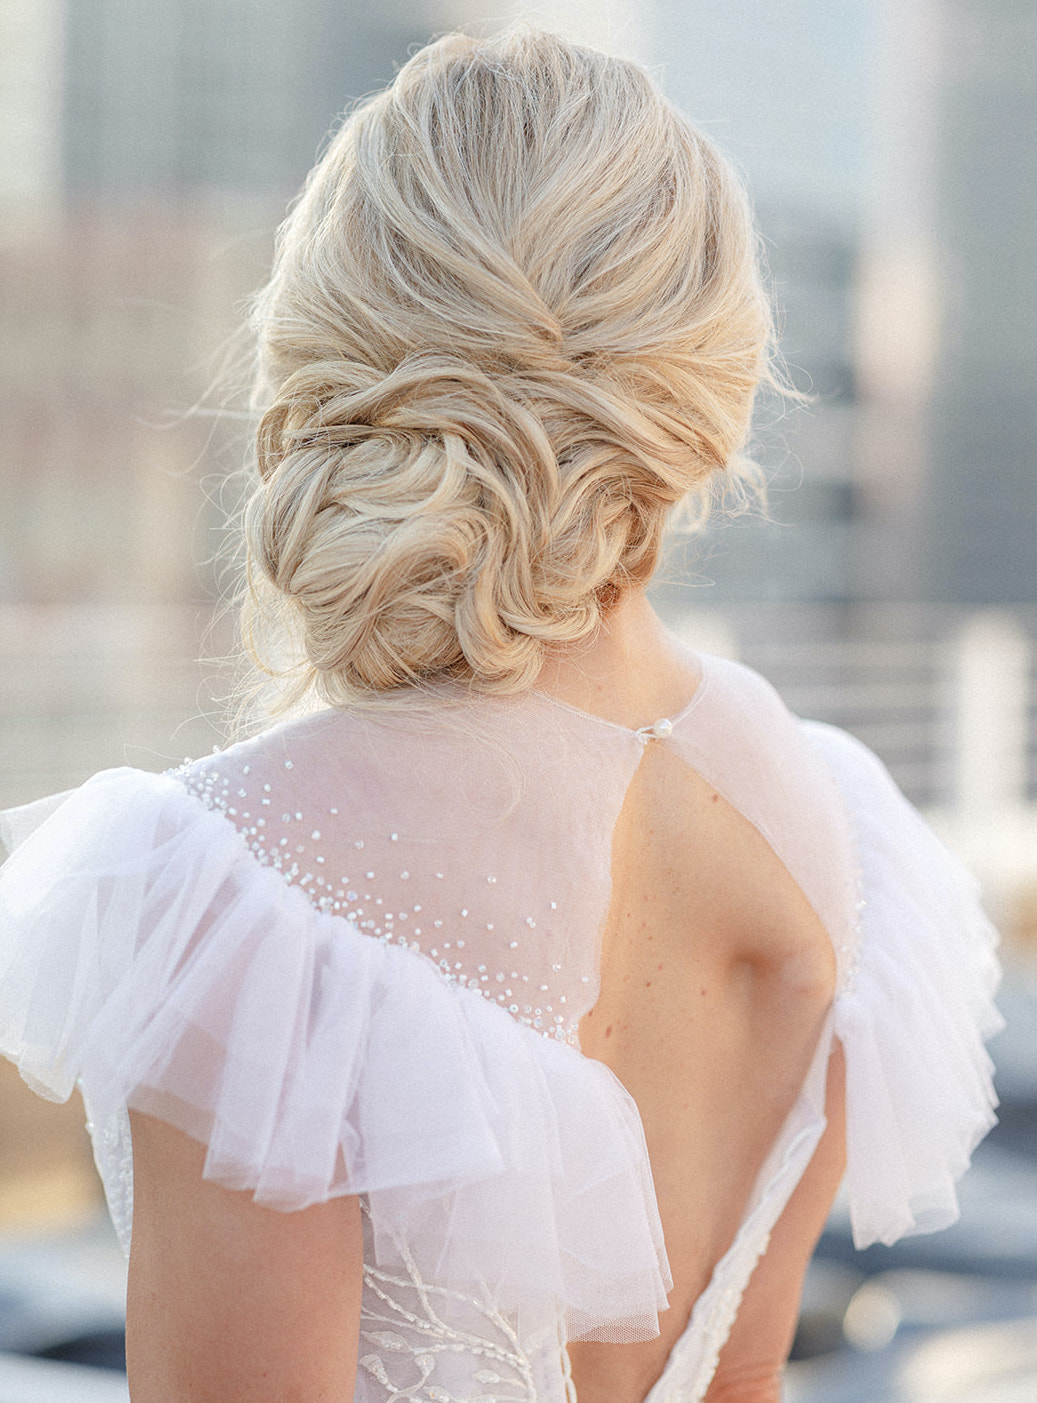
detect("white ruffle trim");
top-left (0, 769), bottom-right (671, 1343)
top-left (0, 717), bottom-right (1004, 1348)
top-left (804, 722), bottom-right (1003, 1249)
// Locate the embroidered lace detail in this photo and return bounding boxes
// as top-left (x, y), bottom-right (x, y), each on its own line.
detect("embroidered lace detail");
top-left (644, 1230), bottom-right (772, 1403)
top-left (559, 1338), bottom-right (577, 1403)
top-left (839, 851), bottom-right (866, 999)
top-left (81, 1090), bottom-right (134, 1254)
top-left (358, 1204), bottom-right (538, 1402)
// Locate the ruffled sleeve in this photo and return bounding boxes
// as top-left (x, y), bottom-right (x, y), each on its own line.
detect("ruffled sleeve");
top-left (802, 722), bottom-right (1003, 1250)
top-left (0, 768), bottom-right (670, 1342)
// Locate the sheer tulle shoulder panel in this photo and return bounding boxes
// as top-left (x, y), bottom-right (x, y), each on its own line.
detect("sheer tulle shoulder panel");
top-left (0, 764), bottom-right (673, 1344)
top-left (0, 650), bottom-right (1002, 1402)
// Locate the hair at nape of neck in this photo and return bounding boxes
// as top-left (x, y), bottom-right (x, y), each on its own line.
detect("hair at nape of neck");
top-left (240, 25), bottom-right (777, 717)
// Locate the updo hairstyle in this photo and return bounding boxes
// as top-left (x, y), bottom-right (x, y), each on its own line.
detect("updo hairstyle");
top-left (244, 27), bottom-right (773, 707)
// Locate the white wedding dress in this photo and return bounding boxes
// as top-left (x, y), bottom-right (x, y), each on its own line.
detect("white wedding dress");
top-left (0, 651), bottom-right (1001, 1402)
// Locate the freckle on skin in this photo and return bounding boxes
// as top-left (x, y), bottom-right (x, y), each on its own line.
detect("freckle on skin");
top-left (644, 981), bottom-right (651, 988)
top-left (605, 1025), bottom-right (613, 1038)
top-left (699, 988), bottom-right (707, 996)
top-left (711, 793), bottom-right (719, 803)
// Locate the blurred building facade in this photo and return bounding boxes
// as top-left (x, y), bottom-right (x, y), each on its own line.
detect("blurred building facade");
top-left (655, 0), bottom-right (1036, 609)
top-left (920, 0), bottom-right (1037, 604)
top-left (851, 0), bottom-right (1037, 607)
top-left (652, 0), bottom-right (870, 605)
top-left (0, 0), bottom-right (1034, 804)
top-left (1, 0), bottom-right (449, 613)
top-left (61, 0), bottom-right (434, 198)
top-left (2, 0), bottom-right (1034, 613)
top-left (1, 0), bottom-right (447, 801)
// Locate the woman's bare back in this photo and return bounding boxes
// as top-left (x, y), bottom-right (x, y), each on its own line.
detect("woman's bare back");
top-left (540, 597), bottom-right (846, 1401)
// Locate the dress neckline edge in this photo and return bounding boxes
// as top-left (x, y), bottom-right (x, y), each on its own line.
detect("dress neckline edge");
top-left (531, 650), bottom-right (711, 740)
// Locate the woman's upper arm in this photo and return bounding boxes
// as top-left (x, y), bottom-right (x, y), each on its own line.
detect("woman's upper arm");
top-left (126, 1111), bottom-right (363, 1403)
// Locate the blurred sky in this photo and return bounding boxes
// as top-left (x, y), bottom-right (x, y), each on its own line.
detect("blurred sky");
top-left (653, 0), bottom-right (876, 219)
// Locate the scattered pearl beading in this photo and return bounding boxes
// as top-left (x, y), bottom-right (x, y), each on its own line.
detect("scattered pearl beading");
top-left (168, 757), bottom-right (584, 1046)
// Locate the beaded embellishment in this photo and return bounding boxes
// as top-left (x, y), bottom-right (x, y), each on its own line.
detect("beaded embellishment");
top-left (167, 756), bottom-right (589, 1047)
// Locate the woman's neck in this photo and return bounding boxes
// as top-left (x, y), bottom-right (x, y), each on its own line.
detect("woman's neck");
top-left (534, 591), bottom-right (701, 730)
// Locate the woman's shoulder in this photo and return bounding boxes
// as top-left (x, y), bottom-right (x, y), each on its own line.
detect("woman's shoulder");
top-left (0, 746), bottom-right (671, 1342)
top-left (678, 652), bottom-right (1002, 1248)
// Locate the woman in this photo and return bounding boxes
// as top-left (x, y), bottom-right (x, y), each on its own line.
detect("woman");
top-left (0, 28), bottom-right (1000, 1403)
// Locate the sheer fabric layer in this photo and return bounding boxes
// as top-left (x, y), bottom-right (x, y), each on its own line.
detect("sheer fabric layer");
top-left (0, 768), bottom-right (670, 1344)
top-left (641, 672), bottom-right (1002, 1403)
top-left (808, 721), bottom-right (1002, 1247)
top-left (0, 651), bottom-right (1002, 1402)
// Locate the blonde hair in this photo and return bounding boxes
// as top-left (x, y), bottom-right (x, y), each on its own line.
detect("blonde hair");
top-left (243, 27), bottom-right (774, 710)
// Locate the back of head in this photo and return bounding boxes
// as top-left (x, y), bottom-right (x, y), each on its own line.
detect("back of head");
top-left (244, 27), bottom-right (772, 709)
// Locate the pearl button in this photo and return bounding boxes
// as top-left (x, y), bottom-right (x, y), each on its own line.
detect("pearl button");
top-left (651, 717), bottom-right (673, 739)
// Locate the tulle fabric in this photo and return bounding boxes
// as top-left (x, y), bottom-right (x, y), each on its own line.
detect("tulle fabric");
top-left (807, 721), bottom-right (1003, 1248)
top-left (0, 769), bottom-right (671, 1342)
top-left (0, 649), bottom-right (1004, 1388)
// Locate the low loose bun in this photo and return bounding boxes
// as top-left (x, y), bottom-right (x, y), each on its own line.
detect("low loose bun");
top-left (242, 27), bottom-right (774, 710)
